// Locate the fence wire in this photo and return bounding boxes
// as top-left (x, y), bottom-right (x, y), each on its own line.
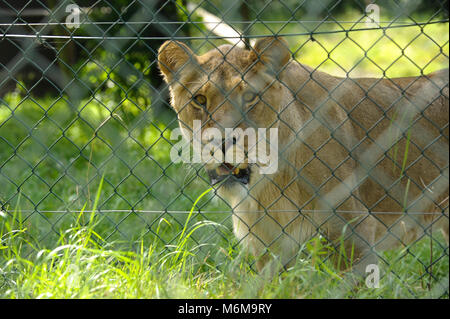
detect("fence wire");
top-left (0, 0), bottom-right (449, 297)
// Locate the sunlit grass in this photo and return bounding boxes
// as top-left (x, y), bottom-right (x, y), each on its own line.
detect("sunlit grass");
top-left (0, 179), bottom-right (448, 298)
top-left (188, 12), bottom-right (449, 78)
top-left (290, 21), bottom-right (449, 78)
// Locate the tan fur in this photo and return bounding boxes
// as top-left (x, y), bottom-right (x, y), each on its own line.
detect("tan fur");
top-left (158, 37), bottom-right (449, 273)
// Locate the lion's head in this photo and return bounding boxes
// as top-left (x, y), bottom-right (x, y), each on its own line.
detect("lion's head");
top-left (158, 37), bottom-right (292, 193)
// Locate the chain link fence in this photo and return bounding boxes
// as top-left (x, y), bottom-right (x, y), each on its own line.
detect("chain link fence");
top-left (0, 0), bottom-right (448, 297)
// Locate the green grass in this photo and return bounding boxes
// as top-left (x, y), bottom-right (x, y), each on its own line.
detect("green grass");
top-left (1, 187), bottom-right (448, 298)
top-left (0, 12), bottom-right (448, 298)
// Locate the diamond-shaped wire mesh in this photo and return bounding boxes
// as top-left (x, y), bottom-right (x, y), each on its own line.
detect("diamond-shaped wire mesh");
top-left (0, 0), bottom-right (448, 297)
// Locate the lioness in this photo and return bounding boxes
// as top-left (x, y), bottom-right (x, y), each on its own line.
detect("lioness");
top-left (158, 37), bottom-right (449, 274)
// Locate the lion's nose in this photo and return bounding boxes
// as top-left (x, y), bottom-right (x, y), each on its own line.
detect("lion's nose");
top-left (221, 139), bottom-right (226, 157)
top-left (221, 137), bottom-right (237, 158)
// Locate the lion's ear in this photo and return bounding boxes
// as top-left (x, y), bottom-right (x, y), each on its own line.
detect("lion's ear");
top-left (158, 41), bottom-right (197, 83)
top-left (252, 37), bottom-right (290, 73)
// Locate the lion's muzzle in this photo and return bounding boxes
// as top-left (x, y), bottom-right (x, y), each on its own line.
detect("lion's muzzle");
top-left (207, 163), bottom-right (251, 186)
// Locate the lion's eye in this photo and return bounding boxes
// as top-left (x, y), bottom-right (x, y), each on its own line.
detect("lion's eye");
top-left (193, 94), bottom-right (207, 108)
top-left (242, 91), bottom-right (258, 104)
